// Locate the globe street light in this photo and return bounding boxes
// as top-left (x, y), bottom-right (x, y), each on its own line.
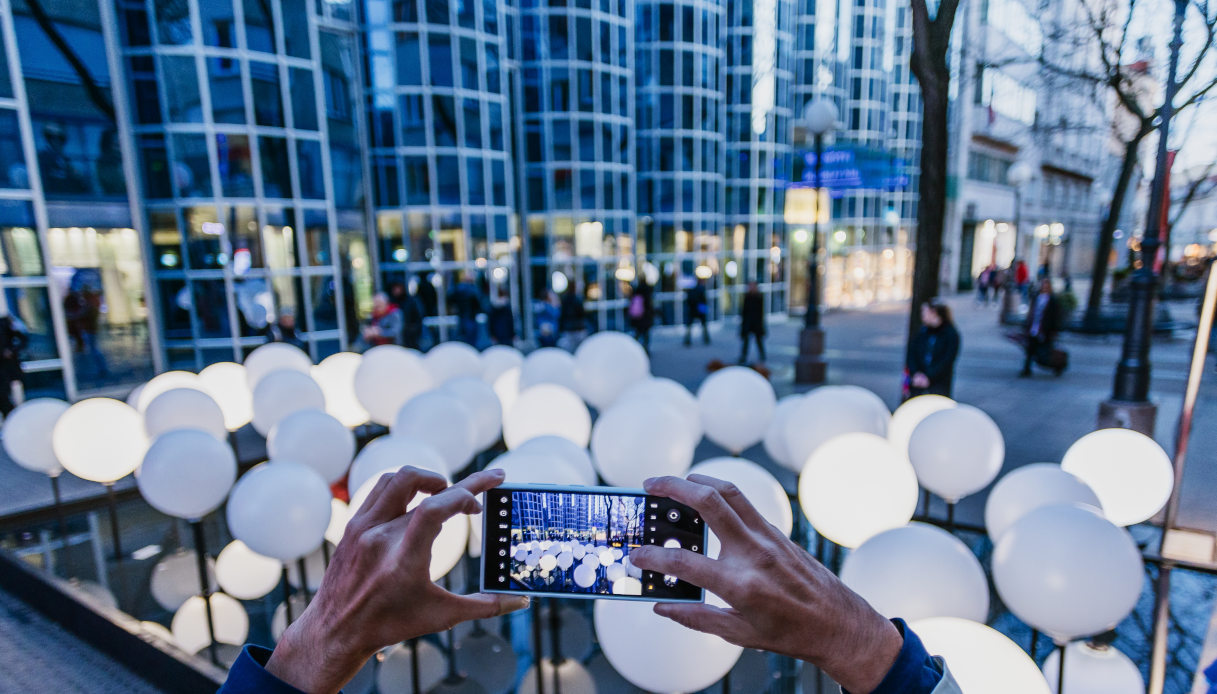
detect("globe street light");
top-left (1000, 160), bottom-right (1035, 322)
top-left (795, 98), bottom-right (838, 384)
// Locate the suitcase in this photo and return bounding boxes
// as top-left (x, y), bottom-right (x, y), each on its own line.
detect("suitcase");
top-left (1035, 346), bottom-right (1069, 374)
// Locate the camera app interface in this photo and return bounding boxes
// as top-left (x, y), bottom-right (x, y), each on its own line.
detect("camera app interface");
top-left (484, 488), bottom-right (705, 601)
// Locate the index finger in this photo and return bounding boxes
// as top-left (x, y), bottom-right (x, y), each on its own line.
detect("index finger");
top-left (643, 475), bottom-right (749, 544)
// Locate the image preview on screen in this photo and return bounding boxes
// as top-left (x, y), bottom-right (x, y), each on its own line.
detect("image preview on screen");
top-left (484, 488), bottom-right (704, 601)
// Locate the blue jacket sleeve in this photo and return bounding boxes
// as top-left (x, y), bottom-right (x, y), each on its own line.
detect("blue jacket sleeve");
top-left (844, 619), bottom-right (945, 694)
top-left (217, 645), bottom-right (308, 694)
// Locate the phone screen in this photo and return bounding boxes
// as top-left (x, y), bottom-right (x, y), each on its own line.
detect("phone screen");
top-left (481, 484), bottom-right (706, 602)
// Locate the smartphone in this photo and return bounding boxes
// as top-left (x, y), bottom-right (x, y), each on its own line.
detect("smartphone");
top-left (481, 483), bottom-right (707, 602)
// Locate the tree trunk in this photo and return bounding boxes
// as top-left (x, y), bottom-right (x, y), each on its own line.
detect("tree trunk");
top-left (1082, 129), bottom-right (1146, 331)
top-left (907, 63), bottom-right (950, 344)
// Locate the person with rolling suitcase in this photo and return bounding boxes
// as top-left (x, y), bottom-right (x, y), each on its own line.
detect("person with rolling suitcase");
top-left (1020, 278), bottom-right (1066, 377)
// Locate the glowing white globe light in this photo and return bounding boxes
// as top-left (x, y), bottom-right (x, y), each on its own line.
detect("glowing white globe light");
top-left (150, 550), bottom-right (216, 611)
top-left (992, 504), bottom-right (1143, 643)
top-left (244, 342), bottom-right (312, 390)
top-left (346, 434), bottom-right (447, 498)
top-left (251, 370), bottom-right (325, 437)
top-left (136, 370), bottom-right (205, 412)
top-left (573, 331), bottom-right (651, 410)
top-left (515, 435), bottom-right (597, 485)
top-left (697, 366), bottom-right (776, 454)
top-left (888, 394), bottom-right (957, 457)
top-left (138, 429), bottom-right (237, 520)
top-left (1041, 642), bottom-right (1144, 694)
top-left (783, 386), bottom-right (889, 473)
top-left (984, 463), bottom-right (1103, 542)
top-left (840, 523), bottom-right (989, 623)
top-left (394, 390), bottom-right (477, 474)
top-left (425, 342), bottom-right (483, 384)
top-left (144, 388), bottom-right (227, 441)
top-left (503, 384), bottom-right (591, 449)
top-left (798, 433), bottom-right (918, 548)
top-left (349, 473), bottom-right (468, 581)
top-left (519, 347), bottom-right (577, 391)
top-left (615, 377), bottom-right (702, 446)
top-left (594, 598), bottom-right (742, 693)
top-left (311, 352), bottom-right (369, 427)
top-left (487, 450), bottom-right (585, 485)
top-left (909, 617), bottom-right (1050, 694)
top-left (267, 409), bottom-right (355, 484)
top-left (591, 400), bottom-right (695, 487)
top-left (171, 593), bottom-right (249, 655)
top-left (763, 394), bottom-right (803, 470)
top-left (441, 376), bottom-right (504, 452)
top-left (3, 398), bottom-right (68, 475)
top-left (353, 345), bottom-right (433, 426)
top-left (215, 540), bottom-right (282, 600)
top-left (226, 461), bottom-right (332, 561)
top-left (1061, 428), bottom-right (1173, 527)
top-left (481, 344), bottom-right (524, 385)
top-left (907, 404), bottom-right (1004, 503)
top-left (689, 457), bottom-right (793, 557)
top-left (53, 398), bottom-right (148, 483)
top-left (517, 658), bottom-right (596, 694)
top-left (199, 362), bottom-right (254, 431)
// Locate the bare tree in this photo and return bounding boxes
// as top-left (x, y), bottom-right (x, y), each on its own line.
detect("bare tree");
top-left (907, 0), bottom-right (964, 344)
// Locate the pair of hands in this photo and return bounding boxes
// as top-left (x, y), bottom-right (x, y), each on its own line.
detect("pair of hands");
top-left (265, 467), bottom-right (901, 694)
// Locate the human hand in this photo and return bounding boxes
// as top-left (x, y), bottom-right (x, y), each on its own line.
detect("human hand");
top-left (912, 372), bottom-right (930, 388)
top-left (266, 467), bottom-right (529, 694)
top-left (630, 475), bottom-right (902, 694)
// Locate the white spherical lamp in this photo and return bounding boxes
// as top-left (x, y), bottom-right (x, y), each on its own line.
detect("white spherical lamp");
top-left (215, 539), bottom-right (282, 600)
top-left (984, 463), bottom-right (1102, 542)
top-left (144, 387), bottom-right (227, 441)
top-left (53, 398), bottom-right (147, 483)
top-left (425, 342), bottom-right (483, 384)
top-left (251, 370), bottom-right (326, 437)
top-left (353, 345), bottom-right (433, 426)
top-left (311, 352), bottom-right (370, 427)
top-left (992, 504), bottom-right (1143, 643)
top-left (907, 404), bottom-right (1004, 503)
top-left (393, 390), bottom-right (477, 475)
top-left (267, 409), bottom-right (356, 484)
top-left (573, 331), bottom-right (650, 410)
top-left (3, 398), bottom-right (69, 475)
top-left (244, 342), bottom-right (312, 390)
top-left (503, 384), bottom-right (591, 449)
top-left (594, 598), bottom-right (742, 693)
top-left (226, 461), bottom-right (332, 561)
top-left (783, 386), bottom-right (889, 473)
top-left (798, 433), bottom-right (918, 548)
top-left (909, 617), bottom-right (1050, 694)
top-left (137, 429), bottom-right (236, 520)
top-left (198, 362), bottom-right (254, 431)
top-left (591, 400), bottom-right (695, 487)
top-left (1061, 428), bottom-right (1173, 527)
top-left (840, 523), bottom-right (989, 623)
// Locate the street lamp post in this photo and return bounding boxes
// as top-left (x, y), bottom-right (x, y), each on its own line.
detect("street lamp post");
top-left (1098, 0), bottom-right (1187, 437)
top-left (795, 98), bottom-right (837, 384)
top-left (1001, 160), bottom-right (1035, 322)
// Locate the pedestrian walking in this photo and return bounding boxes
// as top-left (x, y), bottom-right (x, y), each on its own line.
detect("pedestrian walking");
top-left (0, 312), bottom-right (27, 416)
top-left (628, 279), bottom-right (655, 353)
top-left (683, 278), bottom-right (711, 346)
top-left (559, 285), bottom-right (587, 349)
top-left (360, 292), bottom-right (403, 349)
top-left (905, 299), bottom-right (961, 398)
top-left (1020, 278), bottom-right (1064, 377)
top-left (738, 282), bottom-right (766, 364)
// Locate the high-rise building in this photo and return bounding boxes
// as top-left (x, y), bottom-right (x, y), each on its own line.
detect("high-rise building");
top-left (0, 0), bottom-right (926, 398)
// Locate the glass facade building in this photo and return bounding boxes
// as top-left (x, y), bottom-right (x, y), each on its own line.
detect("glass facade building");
top-left (0, 0), bottom-right (922, 398)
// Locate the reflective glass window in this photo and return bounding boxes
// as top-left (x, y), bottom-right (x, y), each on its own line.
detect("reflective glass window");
top-left (216, 134), bottom-right (255, 197)
top-left (172, 134), bottom-right (211, 198)
top-left (260, 136), bottom-right (292, 198)
top-left (209, 58), bottom-right (245, 124)
top-left (161, 56), bottom-right (203, 123)
top-left (251, 62), bottom-right (285, 127)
